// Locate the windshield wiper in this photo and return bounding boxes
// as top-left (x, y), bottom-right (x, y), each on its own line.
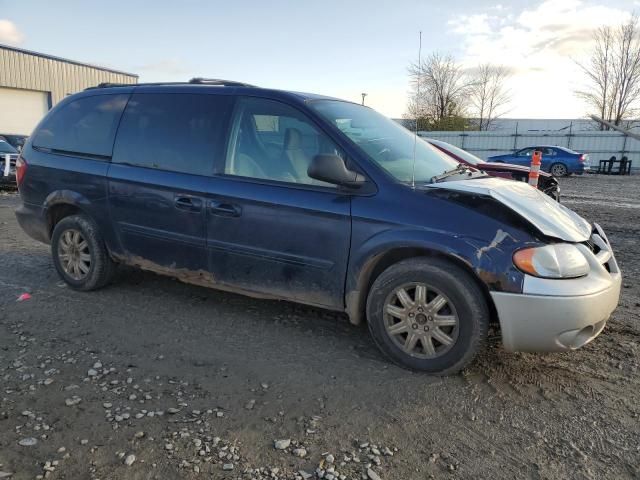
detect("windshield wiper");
top-left (430, 164), bottom-right (472, 183)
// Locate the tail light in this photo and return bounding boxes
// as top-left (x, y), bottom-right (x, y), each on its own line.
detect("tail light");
top-left (16, 156), bottom-right (27, 186)
top-left (579, 154), bottom-right (586, 162)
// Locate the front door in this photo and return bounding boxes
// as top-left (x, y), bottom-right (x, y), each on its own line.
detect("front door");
top-left (108, 92), bottom-right (233, 273)
top-left (204, 96), bottom-right (352, 308)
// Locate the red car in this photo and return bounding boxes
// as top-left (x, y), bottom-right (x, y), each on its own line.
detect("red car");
top-left (425, 138), bottom-right (560, 201)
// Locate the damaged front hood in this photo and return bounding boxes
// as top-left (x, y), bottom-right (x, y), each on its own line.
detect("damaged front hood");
top-left (426, 177), bottom-right (591, 242)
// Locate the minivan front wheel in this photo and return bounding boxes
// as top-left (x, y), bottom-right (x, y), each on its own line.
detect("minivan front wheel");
top-left (366, 258), bottom-right (488, 374)
top-left (51, 214), bottom-right (115, 291)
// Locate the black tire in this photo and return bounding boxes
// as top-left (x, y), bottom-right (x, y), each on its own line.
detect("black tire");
top-left (366, 258), bottom-right (488, 375)
top-left (51, 214), bottom-right (116, 291)
top-left (549, 162), bottom-right (568, 177)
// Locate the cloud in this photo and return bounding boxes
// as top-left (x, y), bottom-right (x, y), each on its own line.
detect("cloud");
top-left (447, 0), bottom-right (631, 117)
top-left (0, 19), bottom-right (24, 45)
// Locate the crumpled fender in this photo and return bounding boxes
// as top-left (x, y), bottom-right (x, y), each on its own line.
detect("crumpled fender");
top-left (344, 227), bottom-right (527, 324)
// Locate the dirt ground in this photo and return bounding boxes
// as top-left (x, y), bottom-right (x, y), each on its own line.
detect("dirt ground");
top-left (0, 175), bottom-right (638, 480)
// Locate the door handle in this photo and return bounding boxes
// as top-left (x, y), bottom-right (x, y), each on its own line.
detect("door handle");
top-left (174, 196), bottom-right (202, 212)
top-left (209, 201), bottom-right (241, 217)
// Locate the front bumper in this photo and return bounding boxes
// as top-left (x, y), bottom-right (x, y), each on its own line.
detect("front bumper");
top-left (491, 224), bottom-right (621, 352)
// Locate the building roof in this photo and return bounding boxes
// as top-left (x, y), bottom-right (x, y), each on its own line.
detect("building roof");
top-left (0, 43), bottom-right (138, 78)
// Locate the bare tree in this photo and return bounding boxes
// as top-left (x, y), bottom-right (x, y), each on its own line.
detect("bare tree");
top-left (407, 52), bottom-right (469, 130)
top-left (577, 14), bottom-right (640, 129)
top-left (467, 64), bottom-right (511, 131)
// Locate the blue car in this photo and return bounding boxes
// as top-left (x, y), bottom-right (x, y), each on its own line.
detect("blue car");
top-left (14, 79), bottom-right (620, 374)
top-left (488, 146), bottom-right (589, 177)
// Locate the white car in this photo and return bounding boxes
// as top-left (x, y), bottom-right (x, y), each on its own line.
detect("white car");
top-left (0, 139), bottom-right (18, 184)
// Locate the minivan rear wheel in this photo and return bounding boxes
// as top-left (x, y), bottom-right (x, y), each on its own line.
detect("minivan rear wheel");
top-left (366, 258), bottom-right (488, 374)
top-left (51, 214), bottom-right (115, 291)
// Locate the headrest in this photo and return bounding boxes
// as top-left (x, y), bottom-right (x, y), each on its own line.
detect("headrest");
top-left (284, 128), bottom-right (302, 149)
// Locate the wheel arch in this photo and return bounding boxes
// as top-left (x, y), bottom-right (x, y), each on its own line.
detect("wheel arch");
top-left (345, 243), bottom-right (498, 327)
top-left (43, 190), bottom-right (93, 237)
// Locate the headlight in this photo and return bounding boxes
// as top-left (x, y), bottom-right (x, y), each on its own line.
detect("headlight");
top-left (513, 244), bottom-right (589, 279)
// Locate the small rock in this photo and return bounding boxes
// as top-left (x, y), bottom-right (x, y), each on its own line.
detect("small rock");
top-left (65, 396), bottom-right (81, 407)
top-left (293, 447), bottom-right (307, 458)
top-left (222, 463), bottom-right (234, 471)
top-left (367, 468), bottom-right (382, 480)
top-left (167, 408), bottom-right (180, 414)
top-left (0, 472), bottom-right (13, 479)
top-left (124, 454), bottom-right (136, 466)
top-left (245, 399), bottom-right (256, 410)
top-left (298, 471), bottom-right (313, 480)
top-left (134, 431), bottom-right (145, 439)
top-left (165, 443), bottom-right (174, 451)
top-left (103, 402), bottom-right (112, 409)
top-left (87, 369), bottom-right (98, 377)
top-left (93, 362), bottom-right (103, 369)
top-left (326, 454), bottom-right (335, 464)
top-left (18, 437), bottom-right (37, 447)
top-left (80, 439), bottom-right (88, 445)
top-left (274, 439), bottom-right (291, 450)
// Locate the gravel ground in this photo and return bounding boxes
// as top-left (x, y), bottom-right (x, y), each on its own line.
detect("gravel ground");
top-left (0, 175), bottom-right (638, 480)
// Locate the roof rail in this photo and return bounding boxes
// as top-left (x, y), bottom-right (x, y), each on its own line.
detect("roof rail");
top-left (86, 78), bottom-right (256, 90)
top-left (188, 78), bottom-right (256, 87)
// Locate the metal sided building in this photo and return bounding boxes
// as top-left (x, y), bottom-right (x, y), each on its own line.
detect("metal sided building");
top-left (0, 44), bottom-right (138, 135)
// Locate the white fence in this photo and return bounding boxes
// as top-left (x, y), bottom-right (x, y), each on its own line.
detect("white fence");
top-left (420, 130), bottom-right (639, 172)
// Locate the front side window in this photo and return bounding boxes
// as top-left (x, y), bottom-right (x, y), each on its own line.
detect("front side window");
top-left (112, 93), bottom-right (233, 176)
top-left (32, 94), bottom-right (128, 157)
top-left (225, 97), bottom-right (339, 187)
top-left (309, 100), bottom-right (458, 183)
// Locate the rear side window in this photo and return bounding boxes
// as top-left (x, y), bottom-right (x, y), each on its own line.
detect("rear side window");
top-left (32, 94), bottom-right (128, 157)
top-left (112, 93), bottom-right (232, 176)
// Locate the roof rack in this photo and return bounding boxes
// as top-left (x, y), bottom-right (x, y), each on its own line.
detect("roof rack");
top-left (86, 78), bottom-right (256, 90)
top-left (189, 78), bottom-right (256, 87)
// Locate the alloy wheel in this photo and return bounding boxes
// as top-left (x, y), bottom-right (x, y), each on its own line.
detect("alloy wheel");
top-left (383, 283), bottom-right (459, 359)
top-left (551, 163), bottom-right (567, 177)
top-left (57, 229), bottom-right (91, 280)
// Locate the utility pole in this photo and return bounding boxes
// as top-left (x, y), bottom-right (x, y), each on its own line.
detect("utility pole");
top-left (361, 93), bottom-right (367, 105)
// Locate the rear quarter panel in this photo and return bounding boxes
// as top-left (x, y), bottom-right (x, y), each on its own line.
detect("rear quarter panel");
top-left (19, 146), bottom-right (114, 247)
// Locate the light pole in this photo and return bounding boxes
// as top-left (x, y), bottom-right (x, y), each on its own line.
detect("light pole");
top-left (361, 93), bottom-right (367, 105)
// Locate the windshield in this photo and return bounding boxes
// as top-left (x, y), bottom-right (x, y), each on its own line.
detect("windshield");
top-left (0, 140), bottom-right (17, 154)
top-left (310, 100), bottom-right (459, 183)
top-left (427, 139), bottom-right (483, 166)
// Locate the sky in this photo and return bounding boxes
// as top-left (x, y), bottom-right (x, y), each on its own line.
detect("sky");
top-left (0, 0), bottom-right (637, 118)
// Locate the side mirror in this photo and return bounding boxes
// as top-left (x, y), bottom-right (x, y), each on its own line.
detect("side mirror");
top-left (308, 154), bottom-right (367, 188)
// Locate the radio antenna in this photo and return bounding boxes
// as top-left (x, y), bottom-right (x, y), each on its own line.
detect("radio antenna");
top-left (411, 31), bottom-right (422, 189)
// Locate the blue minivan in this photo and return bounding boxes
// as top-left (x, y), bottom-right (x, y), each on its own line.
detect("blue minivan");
top-left (15, 80), bottom-right (621, 374)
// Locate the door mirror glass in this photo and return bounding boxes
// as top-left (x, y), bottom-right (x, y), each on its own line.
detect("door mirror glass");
top-left (308, 154), bottom-right (366, 188)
